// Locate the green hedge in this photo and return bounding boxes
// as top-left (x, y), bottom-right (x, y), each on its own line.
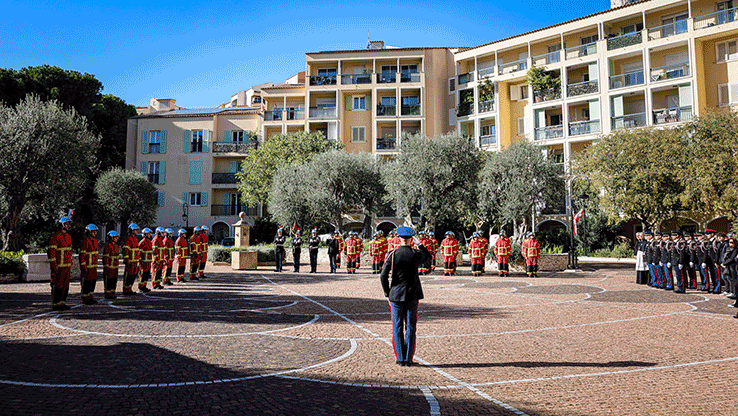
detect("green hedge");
top-left (0, 251), bottom-right (26, 275)
top-left (589, 242), bottom-right (634, 259)
top-left (208, 245), bottom-right (277, 263)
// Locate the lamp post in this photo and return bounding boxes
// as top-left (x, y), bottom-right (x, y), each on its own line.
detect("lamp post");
top-left (182, 202), bottom-right (189, 230)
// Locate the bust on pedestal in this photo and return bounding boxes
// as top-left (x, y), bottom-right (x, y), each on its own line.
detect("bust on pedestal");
top-left (232, 212), bottom-right (257, 269)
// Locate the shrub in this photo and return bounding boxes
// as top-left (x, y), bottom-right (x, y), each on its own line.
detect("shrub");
top-left (508, 243), bottom-right (524, 265)
top-left (541, 244), bottom-right (565, 254)
top-left (0, 251), bottom-right (26, 275)
top-left (208, 246), bottom-right (230, 263)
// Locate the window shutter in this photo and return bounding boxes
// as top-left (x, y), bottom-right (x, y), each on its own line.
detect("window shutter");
top-left (184, 130), bottom-right (191, 153)
top-left (202, 130), bottom-right (210, 152)
top-left (223, 193), bottom-right (230, 206)
top-left (345, 96), bottom-right (352, 111)
top-left (142, 131), bottom-right (149, 154)
top-left (201, 192), bottom-right (208, 206)
top-left (224, 130), bottom-right (231, 142)
top-left (449, 78), bottom-right (456, 92)
top-left (160, 130), bottom-right (167, 153)
top-left (509, 85), bottom-right (520, 101)
top-left (158, 192), bottom-right (165, 207)
top-left (189, 161), bottom-right (202, 185)
top-left (230, 161), bottom-right (239, 173)
top-left (141, 161), bottom-right (147, 175)
top-left (365, 95), bottom-right (371, 109)
top-left (183, 192), bottom-right (189, 205)
top-left (159, 161), bottom-right (166, 185)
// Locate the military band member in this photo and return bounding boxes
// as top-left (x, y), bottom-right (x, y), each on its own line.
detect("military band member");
top-left (291, 229), bottom-right (303, 272)
top-left (308, 228), bottom-right (320, 273)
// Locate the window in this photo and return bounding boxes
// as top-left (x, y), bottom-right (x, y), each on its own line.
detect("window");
top-left (716, 39), bottom-right (738, 62)
top-left (351, 126), bottom-right (366, 142)
top-left (581, 34), bottom-right (598, 45)
top-left (517, 117), bottom-right (527, 136)
top-left (449, 78), bottom-right (456, 93)
top-left (232, 131), bottom-right (245, 143)
top-left (582, 108), bottom-right (591, 120)
top-left (149, 131), bottom-right (161, 154)
top-left (717, 1), bottom-right (735, 25)
top-left (719, 83), bottom-right (738, 106)
top-left (550, 114), bottom-right (562, 126)
top-left (147, 162), bottom-right (160, 184)
top-left (481, 125), bottom-right (495, 137)
top-left (190, 192), bottom-right (202, 206)
top-left (520, 85), bottom-right (529, 100)
top-left (353, 96), bottom-right (366, 110)
top-left (621, 22), bottom-right (644, 33)
top-left (318, 68), bottom-right (336, 76)
top-left (191, 130), bottom-right (203, 152)
top-left (252, 96), bottom-right (262, 104)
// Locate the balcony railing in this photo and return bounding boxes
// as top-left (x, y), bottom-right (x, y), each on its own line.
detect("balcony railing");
top-left (533, 88), bottom-right (562, 103)
top-left (612, 112), bottom-right (647, 130)
top-left (309, 106), bottom-right (337, 119)
top-left (284, 109), bottom-right (304, 120)
top-left (458, 72), bottom-right (474, 85)
top-left (694, 7), bottom-right (737, 30)
top-left (264, 110), bottom-right (282, 121)
top-left (479, 132), bottom-right (497, 147)
top-left (211, 205), bottom-right (257, 217)
top-left (401, 105), bottom-right (421, 116)
top-left (498, 59), bottom-right (527, 75)
top-left (401, 71), bottom-right (421, 82)
top-left (457, 103), bottom-right (473, 117)
top-left (212, 173), bottom-right (237, 184)
top-left (532, 50), bottom-right (561, 67)
top-left (212, 141), bottom-right (259, 154)
top-left (568, 119), bottom-right (601, 136)
top-left (649, 62), bottom-right (690, 82)
top-left (653, 106), bottom-right (693, 125)
top-left (376, 137), bottom-right (397, 150)
top-left (607, 31), bottom-right (643, 51)
top-left (309, 74), bottom-right (337, 86)
top-left (477, 66), bottom-right (496, 79)
top-left (567, 79), bottom-right (598, 97)
top-left (647, 19), bottom-right (688, 41)
top-left (478, 99), bottom-right (495, 113)
top-left (565, 42), bottom-right (597, 60)
top-left (376, 104), bottom-right (396, 116)
top-left (377, 72), bottom-right (396, 83)
top-left (341, 73), bottom-right (372, 84)
top-left (534, 125), bottom-right (564, 141)
top-left (609, 70), bottom-right (644, 89)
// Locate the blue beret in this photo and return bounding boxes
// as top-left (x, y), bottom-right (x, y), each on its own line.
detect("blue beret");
top-left (396, 226), bottom-right (415, 238)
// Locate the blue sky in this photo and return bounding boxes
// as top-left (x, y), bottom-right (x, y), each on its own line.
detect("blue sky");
top-left (2, 0), bottom-right (610, 108)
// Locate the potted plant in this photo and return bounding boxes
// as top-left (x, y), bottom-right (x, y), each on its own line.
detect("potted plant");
top-left (527, 66), bottom-right (560, 102)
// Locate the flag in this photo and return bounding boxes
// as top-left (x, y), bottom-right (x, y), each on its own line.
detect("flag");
top-left (573, 208), bottom-right (584, 236)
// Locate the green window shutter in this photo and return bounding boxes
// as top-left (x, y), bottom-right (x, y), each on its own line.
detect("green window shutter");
top-left (142, 131), bottom-right (149, 154)
top-left (158, 192), bottom-right (165, 207)
top-left (159, 161), bottom-right (166, 185)
top-left (364, 95), bottom-right (371, 108)
top-left (345, 96), bottom-right (352, 111)
top-left (140, 161), bottom-right (147, 175)
top-left (201, 192), bottom-right (208, 206)
top-left (183, 192), bottom-right (189, 205)
top-left (224, 130), bottom-right (231, 142)
top-left (202, 130), bottom-right (210, 153)
top-left (160, 130), bottom-right (167, 153)
top-left (189, 161), bottom-right (202, 185)
top-left (184, 130), bottom-right (191, 153)
top-left (230, 161), bottom-right (238, 173)
top-left (222, 193), bottom-right (229, 205)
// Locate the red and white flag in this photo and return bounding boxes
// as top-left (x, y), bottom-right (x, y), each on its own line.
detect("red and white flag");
top-left (573, 208), bottom-right (584, 236)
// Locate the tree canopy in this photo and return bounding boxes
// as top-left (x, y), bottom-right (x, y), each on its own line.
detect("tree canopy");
top-left (94, 167), bottom-right (158, 238)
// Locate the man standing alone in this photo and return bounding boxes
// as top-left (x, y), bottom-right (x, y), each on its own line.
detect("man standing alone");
top-left (380, 226), bottom-right (432, 367)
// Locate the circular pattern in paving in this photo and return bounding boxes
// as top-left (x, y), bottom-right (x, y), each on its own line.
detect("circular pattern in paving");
top-left (515, 284), bottom-right (603, 295)
top-left (422, 278), bottom-right (476, 286)
top-left (587, 289), bottom-right (704, 303)
top-left (464, 281), bottom-right (529, 289)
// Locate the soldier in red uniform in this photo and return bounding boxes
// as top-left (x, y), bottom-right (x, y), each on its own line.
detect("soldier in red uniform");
top-left (138, 228), bottom-right (154, 292)
top-left (479, 232), bottom-right (489, 274)
top-left (522, 232), bottom-right (541, 277)
top-left (494, 230), bottom-right (512, 276)
top-left (102, 231), bottom-right (120, 299)
top-left (175, 229), bottom-right (189, 282)
top-left (198, 225), bottom-right (209, 279)
top-left (345, 232), bottom-right (360, 274)
top-left (79, 224), bottom-right (100, 304)
top-left (189, 227), bottom-right (201, 280)
top-left (440, 231), bottom-right (459, 276)
top-left (151, 227), bottom-right (166, 289)
top-left (48, 216), bottom-right (74, 310)
top-left (469, 232), bottom-right (486, 277)
top-left (121, 223), bottom-right (140, 295)
top-left (164, 228), bottom-right (175, 285)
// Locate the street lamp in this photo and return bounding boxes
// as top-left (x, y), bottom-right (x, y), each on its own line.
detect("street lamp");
top-left (182, 202), bottom-right (189, 229)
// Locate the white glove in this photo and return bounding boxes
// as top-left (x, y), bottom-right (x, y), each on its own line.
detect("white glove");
top-left (689, 262), bottom-right (694, 268)
top-left (667, 263), bottom-right (672, 269)
top-left (659, 262), bottom-right (663, 266)
top-left (678, 264), bottom-right (683, 270)
top-left (702, 263), bottom-right (707, 269)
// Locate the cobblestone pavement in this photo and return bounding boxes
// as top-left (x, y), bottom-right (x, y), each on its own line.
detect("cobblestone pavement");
top-left (1, 261), bottom-right (737, 415)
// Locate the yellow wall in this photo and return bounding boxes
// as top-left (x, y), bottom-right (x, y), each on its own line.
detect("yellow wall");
top-left (610, 54), bottom-right (644, 74)
top-left (562, 29), bottom-right (599, 48)
top-left (699, 33), bottom-right (738, 108)
top-left (649, 44), bottom-right (689, 68)
top-left (691, 0), bottom-right (721, 21)
top-left (607, 16), bottom-right (643, 35)
top-left (341, 92), bottom-right (372, 153)
top-left (644, 5), bottom-right (688, 29)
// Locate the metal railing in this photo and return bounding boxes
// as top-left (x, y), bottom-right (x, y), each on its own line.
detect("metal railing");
top-left (565, 42), bottom-right (597, 60)
top-left (607, 31), bottom-right (643, 51)
top-left (376, 104), bottom-right (396, 116)
top-left (376, 137), bottom-right (397, 150)
top-left (309, 74), bottom-right (337, 86)
top-left (695, 7), bottom-right (737, 30)
top-left (401, 105), bottom-right (421, 116)
top-left (612, 112), bottom-right (647, 129)
top-left (401, 71), bottom-right (421, 82)
top-left (647, 19), bottom-right (688, 40)
top-left (533, 87), bottom-right (562, 103)
top-left (284, 109), bottom-right (304, 120)
top-left (478, 99), bottom-right (495, 113)
top-left (341, 73), bottom-right (372, 84)
top-left (458, 72), bottom-right (474, 85)
top-left (532, 50), bottom-right (561, 66)
top-left (609, 70), bottom-right (644, 89)
top-left (650, 62), bottom-right (690, 82)
top-left (477, 66), bottom-right (496, 79)
top-left (653, 106), bottom-right (693, 125)
top-left (212, 141), bottom-right (258, 154)
top-left (498, 59), bottom-right (527, 75)
top-left (377, 72), bottom-right (396, 83)
top-left (264, 110), bottom-right (282, 121)
top-left (568, 119), bottom-right (601, 136)
top-left (212, 173), bottom-right (237, 184)
top-left (534, 125), bottom-right (564, 141)
top-left (479, 132), bottom-right (497, 147)
top-left (211, 205), bottom-right (257, 217)
top-left (567, 79), bottom-right (598, 97)
top-left (309, 106), bottom-right (337, 119)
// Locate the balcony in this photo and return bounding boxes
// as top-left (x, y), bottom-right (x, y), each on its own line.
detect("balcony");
top-left (567, 80), bottom-right (598, 97)
top-left (479, 131), bottom-right (497, 147)
top-left (376, 137), bottom-right (397, 150)
top-left (401, 71), bottom-right (421, 83)
top-left (607, 32), bottom-right (643, 51)
top-left (478, 99), bottom-right (495, 113)
top-left (309, 106), bottom-right (337, 119)
top-left (376, 104), bottom-right (396, 116)
top-left (694, 7), bottom-right (737, 30)
top-left (612, 112), bottom-right (647, 129)
top-left (647, 19), bottom-right (688, 41)
top-left (477, 66), bottom-right (496, 79)
top-left (309, 74), bottom-right (337, 86)
top-left (264, 110), bottom-right (282, 121)
top-left (212, 173), bottom-right (237, 184)
top-left (401, 105), bottom-right (421, 116)
top-left (652, 106), bottom-right (693, 125)
top-left (533, 88), bottom-right (562, 103)
top-left (341, 73), bottom-right (372, 85)
top-left (458, 72), bottom-right (474, 85)
top-left (212, 141), bottom-right (258, 154)
top-left (610, 70), bottom-right (644, 89)
top-left (565, 42), bottom-right (597, 60)
top-left (498, 59), bottom-right (527, 75)
top-left (649, 62), bottom-right (689, 82)
top-left (377, 72), bottom-right (396, 83)
top-left (532, 50), bottom-right (561, 67)
top-left (211, 205), bottom-right (257, 217)
top-left (568, 119), bottom-right (601, 136)
top-left (457, 103), bottom-right (473, 117)
top-left (534, 125), bottom-right (564, 141)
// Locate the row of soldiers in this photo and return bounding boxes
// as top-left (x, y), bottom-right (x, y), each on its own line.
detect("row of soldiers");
top-left (47, 216), bottom-right (211, 310)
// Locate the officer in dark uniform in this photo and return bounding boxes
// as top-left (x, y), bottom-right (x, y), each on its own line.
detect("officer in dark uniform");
top-left (661, 231), bottom-right (673, 290)
top-left (327, 231), bottom-right (341, 273)
top-left (307, 228), bottom-right (320, 273)
top-left (685, 232), bottom-right (698, 289)
top-left (652, 232), bottom-right (664, 288)
top-left (696, 231), bottom-right (711, 291)
top-left (644, 231), bottom-right (657, 286)
top-left (379, 226), bottom-right (431, 367)
top-left (706, 229), bottom-right (722, 294)
top-left (291, 230), bottom-right (303, 272)
top-left (274, 227), bottom-right (286, 272)
top-left (670, 230), bottom-right (687, 293)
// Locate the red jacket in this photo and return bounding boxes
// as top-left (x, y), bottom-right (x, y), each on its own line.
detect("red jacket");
top-left (468, 239), bottom-right (485, 265)
top-left (79, 236), bottom-right (99, 271)
top-left (48, 230), bottom-right (73, 269)
top-left (122, 235), bottom-right (139, 263)
top-left (138, 237), bottom-right (153, 271)
top-left (494, 236), bottom-right (512, 258)
top-left (103, 242), bottom-right (119, 269)
top-left (440, 237), bottom-right (459, 261)
top-left (175, 236), bottom-right (189, 260)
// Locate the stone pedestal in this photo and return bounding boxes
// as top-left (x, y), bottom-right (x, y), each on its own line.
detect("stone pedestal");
top-left (233, 214), bottom-right (251, 248)
top-left (23, 253), bottom-right (81, 282)
top-left (232, 251), bottom-right (258, 270)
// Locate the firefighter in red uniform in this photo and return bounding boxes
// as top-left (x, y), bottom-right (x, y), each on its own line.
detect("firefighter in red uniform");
top-left (494, 230), bottom-right (512, 276)
top-left (189, 227), bottom-right (201, 280)
top-left (122, 223), bottom-right (140, 295)
top-left (164, 228), bottom-right (175, 285)
top-left (440, 231), bottom-right (460, 276)
top-left (198, 225), bottom-right (209, 279)
top-left (522, 232), bottom-right (541, 277)
top-left (48, 216), bottom-right (74, 310)
top-left (138, 228), bottom-right (154, 292)
top-left (418, 231), bottom-right (432, 274)
top-left (175, 229), bottom-right (189, 282)
top-left (469, 232), bottom-right (485, 277)
top-left (345, 231), bottom-right (360, 274)
top-left (355, 232), bottom-right (363, 270)
top-left (428, 231), bottom-right (438, 273)
top-left (103, 231), bottom-right (120, 299)
top-left (152, 227), bottom-right (166, 289)
top-left (79, 224), bottom-right (100, 304)
top-left (392, 232), bottom-right (403, 252)
top-left (479, 232), bottom-right (489, 274)
top-left (369, 232), bottom-right (383, 274)
top-left (386, 231), bottom-right (396, 252)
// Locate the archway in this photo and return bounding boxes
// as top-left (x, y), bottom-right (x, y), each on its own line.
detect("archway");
top-left (211, 221), bottom-right (230, 244)
top-left (706, 216), bottom-right (731, 233)
top-left (376, 221), bottom-right (397, 236)
top-left (660, 216), bottom-right (699, 234)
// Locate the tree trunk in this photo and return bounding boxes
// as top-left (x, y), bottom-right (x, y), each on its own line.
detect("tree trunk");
top-left (1, 203), bottom-right (26, 252)
top-left (361, 213), bottom-right (372, 239)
